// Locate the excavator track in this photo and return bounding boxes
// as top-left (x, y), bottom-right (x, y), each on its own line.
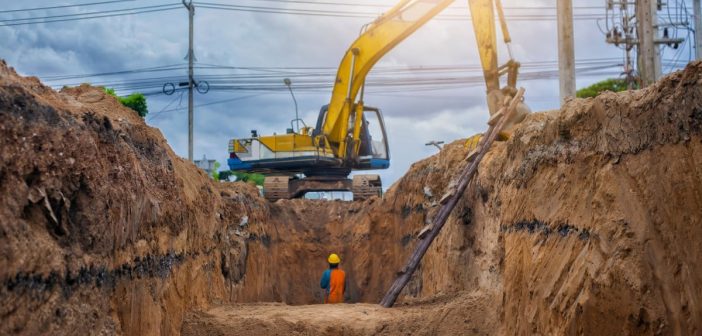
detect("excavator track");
top-left (262, 175), bottom-right (382, 201)
top-left (352, 174), bottom-right (382, 201)
top-left (263, 176), bottom-right (291, 201)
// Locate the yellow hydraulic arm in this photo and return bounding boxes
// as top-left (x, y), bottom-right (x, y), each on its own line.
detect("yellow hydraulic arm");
top-left (322, 0), bottom-right (455, 159)
top-left (468, 0), bottom-right (522, 117)
top-left (320, 0), bottom-right (523, 159)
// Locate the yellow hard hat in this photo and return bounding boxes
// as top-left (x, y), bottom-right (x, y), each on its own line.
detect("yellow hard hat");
top-left (327, 253), bottom-right (341, 264)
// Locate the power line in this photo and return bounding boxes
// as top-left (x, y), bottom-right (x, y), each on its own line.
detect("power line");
top-left (0, 4), bottom-right (180, 23)
top-left (40, 58), bottom-right (625, 81)
top-left (40, 64), bottom-right (186, 80)
top-left (50, 64), bottom-right (624, 96)
top-left (196, 3), bottom-right (608, 21)
top-left (2, 1), bottom-right (691, 27)
top-left (0, 4), bottom-right (181, 27)
top-left (148, 93), bottom-right (272, 116)
top-left (148, 90), bottom-right (185, 122)
top-left (0, 0), bottom-right (136, 14)
top-left (202, 0), bottom-right (606, 11)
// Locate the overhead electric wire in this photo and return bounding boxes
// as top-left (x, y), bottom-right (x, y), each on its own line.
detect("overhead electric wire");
top-left (0, 3), bottom-right (181, 23)
top-left (49, 56), bottom-right (693, 96)
top-left (0, 0), bottom-right (136, 14)
top-left (196, 3), bottom-right (606, 21)
top-left (0, 3), bottom-right (181, 27)
top-left (149, 92), bottom-right (273, 115)
top-left (40, 64), bottom-right (186, 81)
top-left (45, 59), bottom-right (625, 93)
top-left (1, 0), bottom-right (690, 27)
top-left (237, 0), bottom-right (605, 10)
top-left (54, 64), bottom-right (623, 96)
top-left (148, 90), bottom-right (185, 122)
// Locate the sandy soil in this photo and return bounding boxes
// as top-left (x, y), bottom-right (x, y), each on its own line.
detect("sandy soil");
top-left (182, 291), bottom-right (498, 336)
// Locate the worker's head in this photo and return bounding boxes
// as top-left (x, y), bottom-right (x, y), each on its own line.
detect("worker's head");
top-left (328, 253), bottom-right (340, 268)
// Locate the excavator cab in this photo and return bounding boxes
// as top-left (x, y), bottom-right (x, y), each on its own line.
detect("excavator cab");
top-left (314, 105), bottom-right (390, 170)
top-left (355, 107), bottom-right (390, 168)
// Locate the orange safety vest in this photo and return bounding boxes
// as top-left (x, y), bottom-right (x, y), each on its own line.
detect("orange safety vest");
top-left (325, 268), bottom-right (346, 304)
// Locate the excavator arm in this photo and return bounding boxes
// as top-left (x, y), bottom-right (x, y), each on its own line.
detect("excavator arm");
top-left (320, 0), bottom-right (525, 159)
top-left (468, 0), bottom-right (523, 119)
top-left (228, 0), bottom-right (529, 201)
top-left (322, 0), bottom-right (456, 158)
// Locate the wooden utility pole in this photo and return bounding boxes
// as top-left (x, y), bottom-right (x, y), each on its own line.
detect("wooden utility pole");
top-left (379, 88), bottom-right (525, 308)
top-left (556, 0), bottom-right (575, 103)
top-left (183, 0), bottom-right (195, 161)
top-left (636, 0), bottom-right (661, 86)
top-left (696, 0), bottom-right (702, 60)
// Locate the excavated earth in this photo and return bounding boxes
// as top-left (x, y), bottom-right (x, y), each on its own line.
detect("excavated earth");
top-left (1, 58), bottom-right (702, 336)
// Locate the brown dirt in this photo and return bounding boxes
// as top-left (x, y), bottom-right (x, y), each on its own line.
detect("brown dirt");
top-left (2, 58), bottom-right (702, 336)
top-left (0, 59), bottom-right (265, 335)
top-left (182, 291), bottom-right (499, 336)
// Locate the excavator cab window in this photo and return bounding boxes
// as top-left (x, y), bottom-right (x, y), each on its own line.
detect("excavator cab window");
top-left (359, 107), bottom-right (389, 162)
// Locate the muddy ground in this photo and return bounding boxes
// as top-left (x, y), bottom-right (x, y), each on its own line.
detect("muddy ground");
top-left (1, 59), bottom-right (702, 335)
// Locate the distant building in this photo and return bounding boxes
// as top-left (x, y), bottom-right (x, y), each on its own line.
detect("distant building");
top-left (194, 154), bottom-right (217, 177)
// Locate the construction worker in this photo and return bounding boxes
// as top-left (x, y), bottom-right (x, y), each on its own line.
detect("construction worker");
top-left (320, 253), bottom-right (346, 304)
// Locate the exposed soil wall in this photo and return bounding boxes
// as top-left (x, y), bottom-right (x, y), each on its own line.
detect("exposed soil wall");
top-left (2, 58), bottom-right (702, 336)
top-left (490, 63), bottom-right (702, 335)
top-left (204, 62), bottom-right (702, 335)
top-left (0, 60), bottom-right (263, 335)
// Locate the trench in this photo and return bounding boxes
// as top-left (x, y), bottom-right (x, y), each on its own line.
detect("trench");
top-left (229, 199), bottom-right (415, 305)
top-left (4, 60), bottom-right (702, 335)
top-left (229, 196), bottom-right (596, 306)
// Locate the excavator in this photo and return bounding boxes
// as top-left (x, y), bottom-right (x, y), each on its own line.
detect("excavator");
top-left (228, 0), bottom-right (529, 201)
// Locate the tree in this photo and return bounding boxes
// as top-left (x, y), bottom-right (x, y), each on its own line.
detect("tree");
top-left (211, 161), bottom-right (221, 180)
top-left (104, 87), bottom-right (149, 117)
top-left (576, 78), bottom-right (631, 98)
top-left (218, 170), bottom-right (265, 186)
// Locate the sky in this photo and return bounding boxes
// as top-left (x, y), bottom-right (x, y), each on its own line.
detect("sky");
top-left (0, 0), bottom-right (696, 189)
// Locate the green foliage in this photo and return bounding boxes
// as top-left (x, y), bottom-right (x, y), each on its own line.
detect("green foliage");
top-left (576, 78), bottom-right (630, 98)
top-left (104, 87), bottom-right (117, 96)
top-left (211, 161), bottom-right (221, 180)
top-left (218, 170), bottom-right (265, 186)
top-left (103, 87), bottom-right (149, 117)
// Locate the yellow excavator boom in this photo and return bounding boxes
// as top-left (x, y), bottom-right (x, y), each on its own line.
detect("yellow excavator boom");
top-left (323, 0), bottom-right (457, 158)
top-left (228, 0), bottom-right (529, 201)
top-left (322, 0), bottom-right (523, 159)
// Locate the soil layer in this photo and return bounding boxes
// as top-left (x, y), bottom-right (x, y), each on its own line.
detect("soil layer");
top-left (2, 59), bottom-right (702, 335)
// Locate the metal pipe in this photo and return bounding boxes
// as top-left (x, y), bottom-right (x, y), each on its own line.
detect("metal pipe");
top-left (284, 78), bottom-right (299, 132)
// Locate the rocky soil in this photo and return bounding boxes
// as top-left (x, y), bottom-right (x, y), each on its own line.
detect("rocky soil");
top-left (2, 59), bottom-right (702, 335)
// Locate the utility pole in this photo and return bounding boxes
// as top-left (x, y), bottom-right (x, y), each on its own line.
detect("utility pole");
top-left (161, 1), bottom-right (208, 160)
top-left (556, 0), bottom-right (575, 103)
top-left (636, 0), bottom-right (661, 86)
top-left (605, 1), bottom-right (686, 88)
top-left (695, 0), bottom-right (702, 59)
top-left (183, 0), bottom-right (195, 161)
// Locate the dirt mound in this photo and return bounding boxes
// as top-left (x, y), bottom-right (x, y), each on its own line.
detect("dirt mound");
top-left (2, 57), bottom-right (702, 336)
top-left (0, 60), bottom-right (265, 335)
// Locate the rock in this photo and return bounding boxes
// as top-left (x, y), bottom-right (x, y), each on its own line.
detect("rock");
top-left (239, 216), bottom-right (249, 227)
top-left (423, 186), bottom-right (433, 198)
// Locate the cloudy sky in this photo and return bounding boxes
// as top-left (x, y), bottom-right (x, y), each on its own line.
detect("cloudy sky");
top-left (0, 0), bottom-right (696, 188)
